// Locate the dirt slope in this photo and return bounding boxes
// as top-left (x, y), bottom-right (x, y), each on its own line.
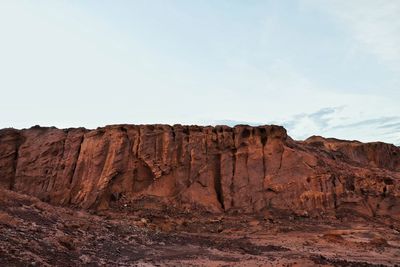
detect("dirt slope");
top-left (1, 188), bottom-right (399, 266)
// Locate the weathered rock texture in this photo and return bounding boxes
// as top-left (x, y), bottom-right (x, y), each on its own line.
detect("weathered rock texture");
top-left (1, 125), bottom-right (399, 219)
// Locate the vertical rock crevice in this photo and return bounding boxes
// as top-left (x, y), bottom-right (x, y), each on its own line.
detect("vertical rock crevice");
top-left (10, 133), bottom-right (24, 190)
top-left (69, 134), bottom-right (85, 185)
top-left (230, 130), bottom-right (237, 209)
top-left (331, 175), bottom-right (338, 209)
top-left (136, 127), bottom-right (142, 157)
top-left (213, 153), bottom-right (224, 210)
top-left (260, 127), bottom-right (268, 180)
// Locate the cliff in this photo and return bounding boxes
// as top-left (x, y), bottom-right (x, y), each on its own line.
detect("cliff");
top-left (1, 124), bottom-right (399, 219)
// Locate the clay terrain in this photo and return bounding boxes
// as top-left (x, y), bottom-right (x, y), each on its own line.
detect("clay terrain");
top-left (1, 124), bottom-right (400, 266)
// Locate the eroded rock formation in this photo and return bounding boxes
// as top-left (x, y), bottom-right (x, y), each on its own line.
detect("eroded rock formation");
top-left (1, 124), bottom-right (399, 219)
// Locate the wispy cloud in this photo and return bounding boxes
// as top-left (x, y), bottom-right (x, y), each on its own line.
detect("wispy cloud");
top-left (308, 106), bottom-right (345, 129)
top-left (281, 106), bottom-right (400, 145)
top-left (378, 122), bottom-right (400, 130)
top-left (331, 116), bottom-right (400, 129)
top-left (306, 0), bottom-right (400, 73)
top-left (280, 106), bottom-right (343, 139)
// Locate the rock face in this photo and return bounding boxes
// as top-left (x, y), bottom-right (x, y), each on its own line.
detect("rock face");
top-left (1, 125), bottom-right (399, 219)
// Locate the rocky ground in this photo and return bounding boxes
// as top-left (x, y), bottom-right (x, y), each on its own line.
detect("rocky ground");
top-left (1, 188), bottom-right (399, 267)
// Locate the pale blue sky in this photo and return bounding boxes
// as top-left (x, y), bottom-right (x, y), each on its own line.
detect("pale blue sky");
top-left (0, 1), bottom-right (399, 145)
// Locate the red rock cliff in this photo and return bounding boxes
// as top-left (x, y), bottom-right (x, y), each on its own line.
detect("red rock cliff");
top-left (1, 125), bottom-right (399, 219)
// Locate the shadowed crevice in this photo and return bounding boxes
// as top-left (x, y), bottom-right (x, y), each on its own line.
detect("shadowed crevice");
top-left (11, 132), bottom-right (24, 191)
top-left (214, 153), bottom-right (224, 210)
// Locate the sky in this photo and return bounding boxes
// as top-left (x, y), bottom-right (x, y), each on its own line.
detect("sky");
top-left (0, 1), bottom-right (399, 145)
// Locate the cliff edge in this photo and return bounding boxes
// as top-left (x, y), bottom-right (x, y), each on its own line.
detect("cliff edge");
top-left (1, 124), bottom-right (399, 220)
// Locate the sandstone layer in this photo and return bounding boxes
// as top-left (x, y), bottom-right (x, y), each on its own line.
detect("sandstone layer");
top-left (0, 124), bottom-right (399, 220)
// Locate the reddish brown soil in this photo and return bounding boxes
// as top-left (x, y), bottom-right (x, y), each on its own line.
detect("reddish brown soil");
top-left (1, 189), bottom-right (399, 266)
